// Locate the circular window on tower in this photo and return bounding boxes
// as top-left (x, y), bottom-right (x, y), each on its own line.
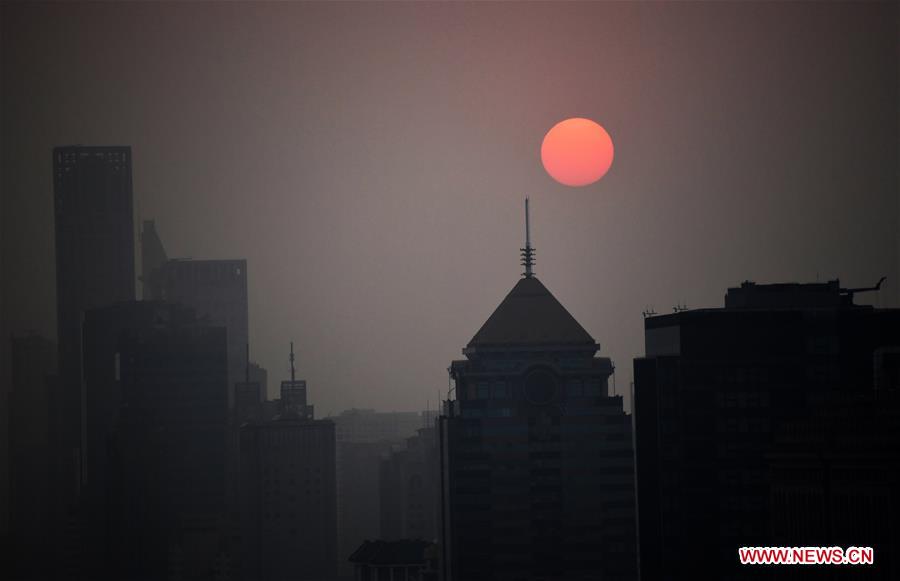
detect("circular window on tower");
top-left (523, 368), bottom-right (558, 405)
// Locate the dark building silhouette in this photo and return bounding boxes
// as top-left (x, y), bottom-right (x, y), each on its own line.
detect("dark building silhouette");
top-left (8, 334), bottom-right (58, 581)
top-left (440, 201), bottom-right (637, 581)
top-left (380, 425), bottom-right (439, 543)
top-left (279, 343), bottom-right (313, 420)
top-left (239, 355), bottom-right (337, 581)
top-left (336, 439), bottom-right (394, 580)
top-left (348, 540), bottom-right (438, 581)
top-left (53, 145), bottom-right (136, 501)
top-left (329, 409), bottom-right (429, 580)
top-left (768, 389), bottom-right (900, 580)
top-left (633, 280), bottom-right (900, 580)
top-left (235, 361), bottom-right (268, 426)
top-left (142, 219), bottom-right (249, 410)
top-left (81, 301), bottom-right (229, 581)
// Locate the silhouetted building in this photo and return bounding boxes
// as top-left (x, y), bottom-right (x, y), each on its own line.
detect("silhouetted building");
top-left (235, 376), bottom-right (264, 426)
top-left (633, 279), bottom-right (900, 580)
top-left (54, 145), bottom-right (136, 502)
top-left (8, 334), bottom-right (58, 581)
top-left (380, 426), bottom-right (439, 543)
top-left (330, 409), bottom-right (425, 444)
top-left (239, 418), bottom-right (337, 581)
top-left (336, 440), bottom-right (394, 580)
top-left (330, 409), bottom-right (431, 579)
top-left (81, 301), bottom-right (229, 581)
top-left (768, 389), bottom-right (900, 580)
top-left (140, 219), bottom-right (168, 300)
top-left (440, 201), bottom-right (637, 581)
top-left (348, 540), bottom-right (438, 581)
top-left (142, 220), bottom-right (248, 409)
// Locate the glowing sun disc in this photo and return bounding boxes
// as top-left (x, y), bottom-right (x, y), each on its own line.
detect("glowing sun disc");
top-left (541, 118), bottom-right (614, 187)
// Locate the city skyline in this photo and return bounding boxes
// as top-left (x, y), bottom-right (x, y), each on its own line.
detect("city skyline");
top-left (3, 2), bottom-right (897, 417)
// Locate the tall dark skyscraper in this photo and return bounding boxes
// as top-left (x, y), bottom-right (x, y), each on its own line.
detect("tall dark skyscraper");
top-left (53, 145), bottom-right (136, 494)
top-left (81, 301), bottom-right (229, 581)
top-left (633, 280), bottom-right (900, 580)
top-left (440, 202), bottom-right (637, 581)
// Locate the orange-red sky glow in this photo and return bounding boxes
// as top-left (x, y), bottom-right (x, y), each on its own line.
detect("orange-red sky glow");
top-left (541, 118), bottom-right (614, 187)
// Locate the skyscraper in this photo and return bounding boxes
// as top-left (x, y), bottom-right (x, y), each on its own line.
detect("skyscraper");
top-left (440, 201), bottom-right (637, 581)
top-left (633, 279), bottom-right (900, 580)
top-left (142, 220), bottom-right (248, 409)
top-left (53, 145), bottom-right (136, 495)
top-left (80, 301), bottom-right (230, 580)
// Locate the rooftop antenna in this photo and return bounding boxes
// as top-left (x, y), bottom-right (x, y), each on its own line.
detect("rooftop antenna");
top-left (521, 197), bottom-right (535, 278)
top-left (289, 341), bottom-right (296, 383)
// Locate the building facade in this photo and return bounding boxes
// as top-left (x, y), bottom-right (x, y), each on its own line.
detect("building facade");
top-left (239, 418), bottom-right (337, 581)
top-left (142, 220), bottom-right (248, 409)
top-left (54, 145), bottom-right (136, 501)
top-left (81, 301), bottom-right (230, 580)
top-left (633, 280), bottom-right (900, 580)
top-left (441, 212), bottom-right (637, 581)
top-left (380, 426), bottom-right (439, 543)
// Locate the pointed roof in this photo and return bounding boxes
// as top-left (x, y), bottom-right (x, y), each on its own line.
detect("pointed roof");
top-left (467, 276), bottom-right (595, 348)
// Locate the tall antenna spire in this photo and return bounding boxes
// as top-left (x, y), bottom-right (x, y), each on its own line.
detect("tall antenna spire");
top-left (521, 197), bottom-right (535, 278)
top-left (289, 341), bottom-right (296, 383)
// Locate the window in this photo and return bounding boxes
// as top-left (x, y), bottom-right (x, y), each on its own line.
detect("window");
top-left (476, 382), bottom-right (490, 399)
top-left (491, 381), bottom-right (509, 399)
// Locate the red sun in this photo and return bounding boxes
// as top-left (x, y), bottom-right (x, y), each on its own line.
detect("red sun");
top-left (541, 118), bottom-right (614, 187)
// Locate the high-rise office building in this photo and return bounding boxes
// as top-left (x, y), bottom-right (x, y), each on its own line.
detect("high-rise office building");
top-left (633, 279), bottom-right (900, 580)
top-left (239, 351), bottom-right (337, 581)
top-left (142, 220), bottom-right (248, 409)
top-left (53, 145), bottom-right (136, 495)
top-left (440, 201), bottom-right (637, 581)
top-left (239, 420), bottom-right (337, 581)
top-left (81, 301), bottom-right (229, 580)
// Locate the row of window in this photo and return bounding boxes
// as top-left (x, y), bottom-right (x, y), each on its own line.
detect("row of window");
top-left (466, 380), bottom-right (604, 400)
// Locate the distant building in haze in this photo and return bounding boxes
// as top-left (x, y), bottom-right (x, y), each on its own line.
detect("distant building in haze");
top-left (380, 426), bottom-right (439, 543)
top-left (328, 408), bottom-right (432, 579)
top-left (329, 408), bottom-right (426, 444)
top-left (440, 201), bottom-right (637, 581)
top-left (633, 279), bottom-right (900, 580)
top-left (81, 301), bottom-right (229, 580)
top-left (239, 356), bottom-right (336, 581)
top-left (53, 145), bottom-right (136, 500)
top-left (235, 362), bottom-right (268, 427)
top-left (335, 439), bottom-right (394, 580)
top-left (142, 219), bottom-right (248, 409)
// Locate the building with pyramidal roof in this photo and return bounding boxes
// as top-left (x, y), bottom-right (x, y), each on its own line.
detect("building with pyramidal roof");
top-left (439, 200), bottom-right (637, 581)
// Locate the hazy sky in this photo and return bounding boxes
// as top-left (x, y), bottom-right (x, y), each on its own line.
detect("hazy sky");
top-left (2, 1), bottom-right (898, 414)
